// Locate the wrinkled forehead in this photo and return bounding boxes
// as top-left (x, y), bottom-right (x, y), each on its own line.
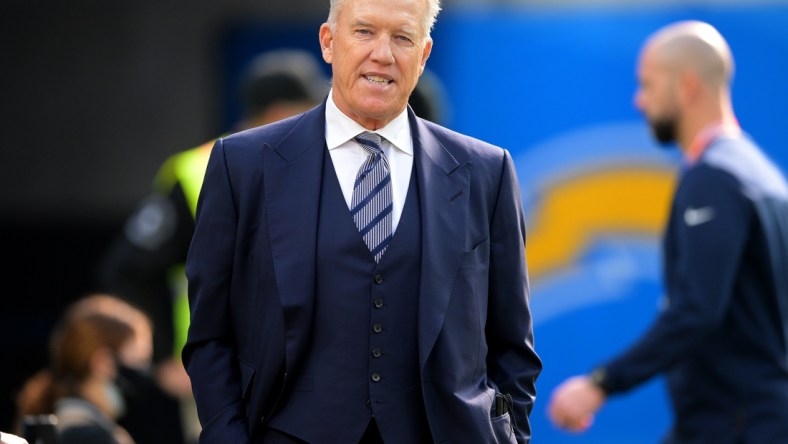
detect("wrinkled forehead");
top-left (336, 0), bottom-right (431, 37)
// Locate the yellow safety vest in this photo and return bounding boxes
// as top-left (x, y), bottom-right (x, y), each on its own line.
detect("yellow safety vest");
top-left (153, 140), bottom-right (214, 358)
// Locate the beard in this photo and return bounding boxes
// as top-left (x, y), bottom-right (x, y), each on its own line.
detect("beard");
top-left (649, 114), bottom-right (678, 146)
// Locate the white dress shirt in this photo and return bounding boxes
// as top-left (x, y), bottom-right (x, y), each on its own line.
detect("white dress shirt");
top-left (325, 89), bottom-right (414, 232)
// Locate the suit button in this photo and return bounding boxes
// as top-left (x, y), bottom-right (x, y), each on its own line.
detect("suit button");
top-left (371, 372), bottom-right (382, 382)
top-left (372, 347), bottom-right (382, 358)
top-left (374, 275), bottom-right (384, 284)
top-left (374, 298), bottom-right (384, 308)
top-left (373, 323), bottom-right (383, 333)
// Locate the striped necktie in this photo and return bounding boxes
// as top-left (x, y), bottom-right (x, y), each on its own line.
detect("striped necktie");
top-left (351, 132), bottom-right (392, 263)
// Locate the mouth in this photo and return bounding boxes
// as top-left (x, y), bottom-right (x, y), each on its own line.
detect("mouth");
top-left (364, 74), bottom-right (393, 86)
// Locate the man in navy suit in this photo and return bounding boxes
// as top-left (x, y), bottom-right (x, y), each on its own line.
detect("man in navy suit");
top-left (182, 0), bottom-right (541, 442)
top-left (548, 21), bottom-right (788, 443)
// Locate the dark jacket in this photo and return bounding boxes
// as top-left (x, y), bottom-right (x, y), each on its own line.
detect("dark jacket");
top-left (599, 133), bottom-right (788, 443)
top-left (182, 102), bottom-right (542, 443)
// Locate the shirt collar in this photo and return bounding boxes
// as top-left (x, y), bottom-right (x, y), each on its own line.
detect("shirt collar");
top-left (325, 88), bottom-right (413, 155)
top-left (685, 118), bottom-right (741, 165)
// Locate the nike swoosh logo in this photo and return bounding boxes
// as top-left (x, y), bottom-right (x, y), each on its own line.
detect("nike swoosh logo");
top-left (684, 206), bottom-right (716, 227)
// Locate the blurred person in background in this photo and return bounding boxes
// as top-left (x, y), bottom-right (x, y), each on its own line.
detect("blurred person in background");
top-left (97, 48), bottom-right (328, 376)
top-left (60, 294), bottom-right (182, 444)
top-left (15, 295), bottom-right (145, 444)
top-left (409, 67), bottom-right (449, 124)
top-left (183, 0), bottom-right (540, 442)
top-left (94, 48), bottom-right (330, 443)
top-left (548, 20), bottom-right (788, 443)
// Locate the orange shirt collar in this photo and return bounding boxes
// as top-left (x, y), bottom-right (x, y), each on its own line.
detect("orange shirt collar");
top-left (686, 119), bottom-right (741, 164)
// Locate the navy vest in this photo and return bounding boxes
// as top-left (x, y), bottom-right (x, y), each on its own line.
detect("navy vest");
top-left (268, 149), bottom-right (430, 443)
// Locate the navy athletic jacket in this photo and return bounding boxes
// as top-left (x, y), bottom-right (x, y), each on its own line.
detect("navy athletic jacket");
top-left (596, 132), bottom-right (788, 443)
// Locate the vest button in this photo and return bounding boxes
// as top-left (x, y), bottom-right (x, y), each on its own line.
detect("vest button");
top-left (374, 298), bottom-right (384, 308)
top-left (374, 275), bottom-right (384, 284)
top-left (371, 372), bottom-right (382, 382)
top-left (373, 323), bottom-right (383, 333)
top-left (372, 347), bottom-right (382, 358)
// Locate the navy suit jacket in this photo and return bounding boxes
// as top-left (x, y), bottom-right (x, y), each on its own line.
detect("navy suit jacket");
top-left (183, 102), bottom-right (541, 443)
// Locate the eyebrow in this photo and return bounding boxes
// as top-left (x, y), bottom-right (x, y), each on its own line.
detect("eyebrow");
top-left (351, 18), bottom-right (420, 39)
top-left (352, 18), bottom-right (372, 28)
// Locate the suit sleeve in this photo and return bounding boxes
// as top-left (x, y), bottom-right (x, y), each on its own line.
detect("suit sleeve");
top-left (486, 150), bottom-right (542, 443)
top-left (599, 166), bottom-right (752, 394)
top-left (181, 138), bottom-right (249, 443)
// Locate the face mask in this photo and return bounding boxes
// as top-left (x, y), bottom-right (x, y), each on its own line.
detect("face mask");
top-left (117, 363), bottom-right (147, 399)
top-left (104, 380), bottom-right (126, 418)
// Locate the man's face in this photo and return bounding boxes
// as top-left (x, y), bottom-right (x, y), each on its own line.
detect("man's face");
top-left (319, 0), bottom-right (433, 129)
top-left (634, 46), bottom-right (680, 146)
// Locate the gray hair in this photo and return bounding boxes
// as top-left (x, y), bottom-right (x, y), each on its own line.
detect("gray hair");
top-left (327, 0), bottom-right (442, 39)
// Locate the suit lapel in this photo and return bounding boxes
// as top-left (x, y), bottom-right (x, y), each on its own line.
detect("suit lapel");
top-left (263, 104), bottom-right (469, 370)
top-left (412, 112), bottom-right (470, 368)
top-left (263, 104), bottom-right (326, 371)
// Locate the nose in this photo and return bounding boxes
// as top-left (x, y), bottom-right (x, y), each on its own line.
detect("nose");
top-left (370, 34), bottom-right (395, 64)
top-left (633, 89), bottom-right (645, 112)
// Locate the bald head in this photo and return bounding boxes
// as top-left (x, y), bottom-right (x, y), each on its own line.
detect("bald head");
top-left (643, 20), bottom-right (734, 92)
top-left (634, 21), bottom-right (738, 150)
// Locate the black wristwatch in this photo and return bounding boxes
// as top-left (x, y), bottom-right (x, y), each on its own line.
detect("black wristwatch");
top-left (589, 367), bottom-right (610, 394)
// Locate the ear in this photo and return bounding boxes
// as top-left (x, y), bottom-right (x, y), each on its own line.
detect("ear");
top-left (678, 70), bottom-right (700, 105)
top-left (319, 23), bottom-right (334, 64)
top-left (418, 38), bottom-right (433, 76)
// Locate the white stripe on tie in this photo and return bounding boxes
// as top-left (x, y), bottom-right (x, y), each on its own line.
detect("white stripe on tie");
top-left (351, 132), bottom-right (392, 263)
